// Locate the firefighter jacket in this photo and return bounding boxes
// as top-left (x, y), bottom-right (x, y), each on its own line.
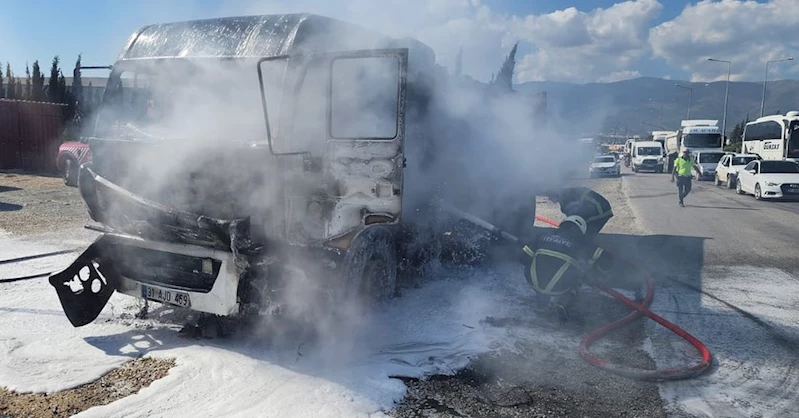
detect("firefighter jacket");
top-left (521, 228), bottom-right (612, 295)
top-left (558, 187), bottom-right (613, 223)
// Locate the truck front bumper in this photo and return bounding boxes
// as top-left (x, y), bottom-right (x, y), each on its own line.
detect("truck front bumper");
top-left (49, 233), bottom-right (243, 327)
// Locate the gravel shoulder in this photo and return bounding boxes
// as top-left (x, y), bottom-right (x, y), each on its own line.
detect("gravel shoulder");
top-left (390, 173), bottom-right (665, 418)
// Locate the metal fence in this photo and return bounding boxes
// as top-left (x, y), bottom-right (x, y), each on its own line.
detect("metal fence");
top-left (0, 99), bottom-right (66, 172)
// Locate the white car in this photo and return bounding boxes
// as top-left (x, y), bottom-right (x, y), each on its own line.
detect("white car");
top-left (589, 155), bottom-right (621, 177)
top-left (714, 153), bottom-right (759, 189)
top-left (735, 159), bottom-right (799, 200)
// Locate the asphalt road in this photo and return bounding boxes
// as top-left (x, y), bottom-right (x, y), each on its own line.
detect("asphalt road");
top-left (621, 170), bottom-right (799, 270)
top-left (618, 168), bottom-right (799, 418)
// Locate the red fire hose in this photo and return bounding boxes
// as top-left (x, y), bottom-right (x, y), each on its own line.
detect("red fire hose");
top-left (534, 214), bottom-right (713, 381)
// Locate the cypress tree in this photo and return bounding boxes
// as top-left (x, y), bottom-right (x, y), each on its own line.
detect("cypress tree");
top-left (492, 42), bottom-right (518, 92)
top-left (31, 60), bottom-right (45, 101)
top-left (454, 46), bottom-right (463, 76)
top-left (72, 54), bottom-right (83, 108)
top-left (47, 56), bottom-right (60, 102)
top-left (25, 63), bottom-right (31, 99)
top-left (6, 63), bottom-right (16, 100)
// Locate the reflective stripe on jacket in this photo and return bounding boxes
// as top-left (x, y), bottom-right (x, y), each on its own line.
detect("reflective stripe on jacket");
top-left (522, 245), bottom-right (579, 295)
top-left (579, 189), bottom-right (613, 222)
top-left (561, 188), bottom-right (613, 223)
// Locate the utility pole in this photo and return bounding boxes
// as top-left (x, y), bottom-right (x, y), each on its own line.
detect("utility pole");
top-left (707, 58), bottom-right (731, 140)
top-left (760, 57), bottom-right (793, 117)
top-left (675, 84), bottom-right (693, 119)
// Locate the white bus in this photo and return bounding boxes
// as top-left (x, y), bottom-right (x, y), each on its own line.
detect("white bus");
top-left (742, 111), bottom-right (799, 162)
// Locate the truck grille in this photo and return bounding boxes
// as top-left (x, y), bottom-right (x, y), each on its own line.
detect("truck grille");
top-left (642, 159), bottom-right (657, 165)
top-left (104, 244), bottom-right (222, 293)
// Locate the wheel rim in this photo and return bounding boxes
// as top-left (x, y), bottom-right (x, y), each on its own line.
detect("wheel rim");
top-left (755, 185), bottom-right (761, 199)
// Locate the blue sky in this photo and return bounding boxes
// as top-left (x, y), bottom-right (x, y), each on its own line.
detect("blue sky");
top-left (1, 0), bottom-right (792, 83)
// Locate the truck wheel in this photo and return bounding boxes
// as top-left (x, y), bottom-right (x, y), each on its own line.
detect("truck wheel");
top-left (727, 175), bottom-right (735, 189)
top-left (715, 174), bottom-right (722, 186)
top-left (63, 158), bottom-right (78, 187)
top-left (339, 225), bottom-right (398, 307)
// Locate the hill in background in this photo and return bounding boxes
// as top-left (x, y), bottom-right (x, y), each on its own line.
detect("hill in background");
top-left (517, 77), bottom-right (799, 137)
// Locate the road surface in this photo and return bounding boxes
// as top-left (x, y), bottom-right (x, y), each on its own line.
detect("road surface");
top-left (618, 170), bottom-right (799, 418)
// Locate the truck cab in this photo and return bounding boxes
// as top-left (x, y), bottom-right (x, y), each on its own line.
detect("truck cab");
top-left (48, 14), bottom-right (544, 330)
top-left (664, 120), bottom-right (723, 172)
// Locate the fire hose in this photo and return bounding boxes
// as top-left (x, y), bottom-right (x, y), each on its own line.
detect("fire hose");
top-left (532, 214), bottom-right (712, 382)
top-left (443, 205), bottom-right (712, 381)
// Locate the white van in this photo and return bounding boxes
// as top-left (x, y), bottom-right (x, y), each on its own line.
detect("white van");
top-left (631, 141), bottom-right (665, 173)
top-left (693, 150), bottom-right (726, 181)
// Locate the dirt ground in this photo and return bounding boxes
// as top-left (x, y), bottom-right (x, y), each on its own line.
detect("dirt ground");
top-left (0, 171), bottom-right (94, 237)
top-left (0, 357), bottom-right (174, 418)
top-left (1, 171), bottom-right (177, 418)
top-left (389, 172), bottom-right (667, 418)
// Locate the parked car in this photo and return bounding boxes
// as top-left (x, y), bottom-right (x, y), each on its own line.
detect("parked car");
top-left (589, 154), bottom-right (621, 177)
top-left (56, 139), bottom-right (92, 186)
top-left (714, 153), bottom-right (759, 189)
top-left (692, 150), bottom-right (726, 181)
top-left (736, 160), bottom-right (799, 200)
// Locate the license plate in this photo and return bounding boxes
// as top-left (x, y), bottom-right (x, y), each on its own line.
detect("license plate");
top-left (787, 189), bottom-right (799, 194)
top-left (141, 284), bottom-right (191, 308)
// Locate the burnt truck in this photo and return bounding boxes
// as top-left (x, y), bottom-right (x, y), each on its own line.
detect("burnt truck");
top-left (49, 14), bottom-right (546, 331)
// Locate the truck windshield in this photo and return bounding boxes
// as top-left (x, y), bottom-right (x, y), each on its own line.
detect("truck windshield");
top-left (94, 58), bottom-right (283, 144)
top-left (683, 133), bottom-right (722, 149)
top-left (699, 153), bottom-right (724, 164)
top-left (637, 147), bottom-right (661, 156)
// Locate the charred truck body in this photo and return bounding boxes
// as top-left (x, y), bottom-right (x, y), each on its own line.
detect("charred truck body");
top-left (50, 14), bottom-right (546, 328)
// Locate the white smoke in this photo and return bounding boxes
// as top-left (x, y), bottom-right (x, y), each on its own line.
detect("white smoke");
top-left (81, 3), bottom-right (615, 365)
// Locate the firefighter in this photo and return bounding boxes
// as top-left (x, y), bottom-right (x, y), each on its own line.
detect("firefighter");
top-left (520, 215), bottom-right (639, 321)
top-left (545, 187), bottom-right (613, 239)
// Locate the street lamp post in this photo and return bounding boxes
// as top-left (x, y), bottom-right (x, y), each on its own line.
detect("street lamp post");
top-left (760, 57), bottom-right (794, 117)
top-left (707, 58), bottom-right (731, 141)
top-left (675, 84), bottom-right (693, 119)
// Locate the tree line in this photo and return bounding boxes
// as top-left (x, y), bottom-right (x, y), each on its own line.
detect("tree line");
top-left (0, 54), bottom-right (102, 136)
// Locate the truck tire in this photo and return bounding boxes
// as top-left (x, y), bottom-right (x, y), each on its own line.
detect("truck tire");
top-left (339, 225), bottom-right (398, 307)
top-left (727, 174), bottom-right (735, 189)
top-left (63, 158), bottom-right (79, 187)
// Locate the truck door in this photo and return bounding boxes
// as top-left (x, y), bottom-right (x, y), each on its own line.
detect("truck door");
top-left (323, 49), bottom-right (408, 246)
